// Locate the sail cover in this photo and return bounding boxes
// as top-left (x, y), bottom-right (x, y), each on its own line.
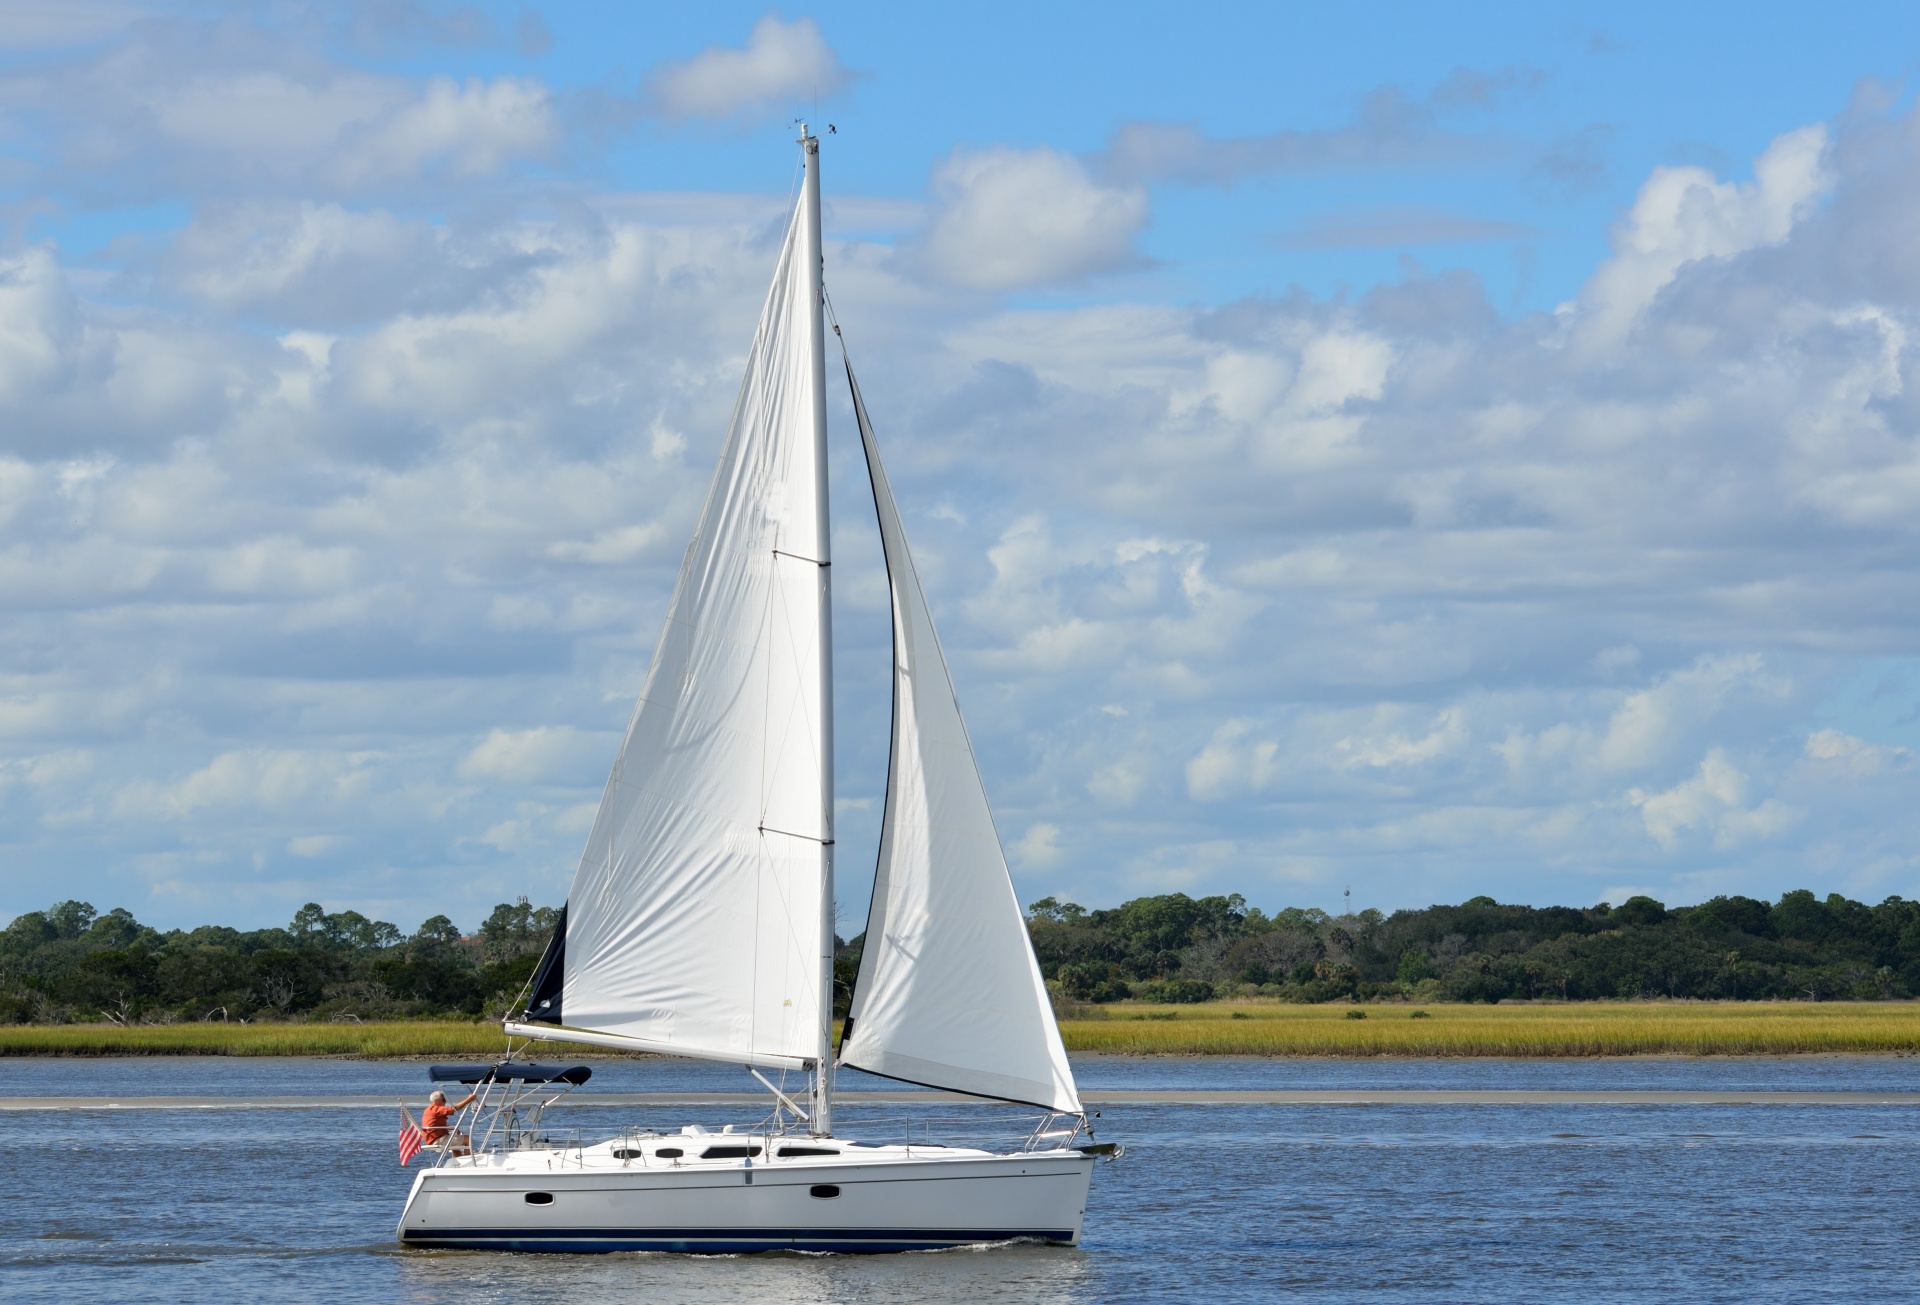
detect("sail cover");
top-left (539, 195), bottom-right (830, 1070)
top-left (836, 364), bottom-right (1082, 1115)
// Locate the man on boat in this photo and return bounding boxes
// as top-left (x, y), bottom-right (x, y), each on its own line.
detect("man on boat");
top-left (421, 1088), bottom-right (475, 1148)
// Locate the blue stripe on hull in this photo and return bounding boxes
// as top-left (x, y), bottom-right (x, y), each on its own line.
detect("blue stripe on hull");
top-left (401, 1226), bottom-right (1076, 1254)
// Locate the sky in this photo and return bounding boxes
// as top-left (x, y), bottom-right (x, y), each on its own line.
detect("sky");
top-left (3, 1), bottom-right (1920, 933)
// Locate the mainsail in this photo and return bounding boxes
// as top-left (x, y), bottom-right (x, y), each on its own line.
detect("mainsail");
top-left (510, 175), bottom-right (833, 1073)
top-left (836, 361), bottom-right (1082, 1116)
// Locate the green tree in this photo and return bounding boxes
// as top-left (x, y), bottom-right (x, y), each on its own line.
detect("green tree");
top-left (1396, 949), bottom-right (1435, 985)
top-left (415, 915), bottom-right (463, 944)
top-left (1684, 895), bottom-right (1773, 937)
top-left (1026, 897), bottom-right (1087, 924)
top-left (289, 903), bottom-right (327, 941)
top-left (1772, 890), bottom-right (1834, 942)
top-left (1611, 896), bottom-right (1668, 927)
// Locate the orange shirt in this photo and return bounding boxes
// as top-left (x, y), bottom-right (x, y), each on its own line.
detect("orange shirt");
top-left (421, 1101), bottom-right (457, 1142)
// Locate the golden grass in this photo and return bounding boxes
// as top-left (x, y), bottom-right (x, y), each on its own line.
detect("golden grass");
top-left (5, 1003), bottom-right (1920, 1058)
top-left (1057, 1001), bottom-right (1920, 1057)
top-left (0, 1021), bottom-right (514, 1058)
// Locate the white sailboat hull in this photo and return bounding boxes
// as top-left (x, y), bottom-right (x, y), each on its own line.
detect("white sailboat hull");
top-left (397, 1143), bottom-right (1096, 1253)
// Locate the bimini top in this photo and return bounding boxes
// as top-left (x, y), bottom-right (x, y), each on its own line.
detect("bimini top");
top-left (428, 1063), bottom-right (591, 1085)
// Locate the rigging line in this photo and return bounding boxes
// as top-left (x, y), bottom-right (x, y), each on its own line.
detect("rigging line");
top-left (754, 804), bottom-right (816, 1045)
top-left (761, 823), bottom-right (835, 845)
top-left (749, 816), bottom-right (764, 1060)
top-left (504, 947), bottom-right (542, 1023)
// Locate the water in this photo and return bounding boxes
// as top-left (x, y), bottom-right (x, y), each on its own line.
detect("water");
top-left (4, 1055), bottom-right (1919, 1302)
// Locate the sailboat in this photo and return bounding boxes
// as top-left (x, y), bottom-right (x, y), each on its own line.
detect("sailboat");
top-left (395, 128), bottom-right (1107, 1254)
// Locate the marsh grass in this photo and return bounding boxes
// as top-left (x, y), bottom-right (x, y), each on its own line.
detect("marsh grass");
top-left (0, 1021), bottom-right (514, 1057)
top-left (1058, 1001), bottom-right (1920, 1057)
top-left (7, 1003), bottom-right (1920, 1058)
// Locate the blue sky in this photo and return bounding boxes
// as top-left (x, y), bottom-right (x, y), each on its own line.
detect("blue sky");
top-left (31, 2), bottom-right (1920, 307)
top-left (3, 1), bottom-right (1920, 933)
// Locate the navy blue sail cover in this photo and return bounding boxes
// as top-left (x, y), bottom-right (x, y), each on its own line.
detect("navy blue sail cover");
top-left (428, 1063), bottom-right (592, 1085)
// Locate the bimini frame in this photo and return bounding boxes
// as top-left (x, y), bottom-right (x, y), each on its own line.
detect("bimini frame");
top-left (421, 1062), bottom-right (592, 1165)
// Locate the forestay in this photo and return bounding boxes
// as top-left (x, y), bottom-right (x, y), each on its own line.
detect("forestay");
top-left (520, 193), bottom-right (831, 1071)
top-left (836, 362), bottom-right (1082, 1115)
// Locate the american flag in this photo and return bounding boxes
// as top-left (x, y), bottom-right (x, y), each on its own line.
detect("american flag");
top-left (398, 1105), bottom-right (425, 1166)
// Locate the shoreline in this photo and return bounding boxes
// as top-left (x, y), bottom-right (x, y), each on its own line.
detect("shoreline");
top-left (7, 1088), bottom-right (1919, 1110)
top-left (5, 1002), bottom-right (1920, 1058)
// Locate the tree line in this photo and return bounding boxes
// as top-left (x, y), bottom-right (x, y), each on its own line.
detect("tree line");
top-left (4, 886), bottom-right (1917, 1025)
top-left (1026, 890), bottom-right (1920, 1005)
top-left (0, 899), bottom-right (559, 1025)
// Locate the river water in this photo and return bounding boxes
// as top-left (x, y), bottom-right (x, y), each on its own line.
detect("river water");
top-left (3, 1055), bottom-right (1918, 1303)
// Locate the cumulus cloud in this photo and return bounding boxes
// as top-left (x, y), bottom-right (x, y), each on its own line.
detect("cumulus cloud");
top-left (0, 247), bottom-right (81, 400)
top-left (1804, 728), bottom-right (1913, 775)
top-left (1592, 656), bottom-right (1777, 773)
top-left (341, 74), bottom-right (558, 182)
top-left (1628, 750), bottom-right (1800, 850)
top-left (939, 108), bottom-right (1920, 907)
top-left (1186, 720), bottom-right (1275, 801)
top-left (160, 202), bottom-right (473, 326)
top-left (1334, 708), bottom-right (1467, 769)
top-left (1573, 124), bottom-right (1831, 347)
top-left (1013, 821), bottom-right (1063, 868)
top-left (115, 749), bottom-right (375, 821)
top-left (459, 727), bottom-right (608, 785)
top-left (913, 147), bottom-right (1149, 290)
top-left (646, 16), bottom-right (850, 122)
top-left (0, 16), bottom-right (559, 200)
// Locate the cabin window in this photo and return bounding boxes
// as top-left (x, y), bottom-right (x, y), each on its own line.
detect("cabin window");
top-left (700, 1145), bottom-right (762, 1159)
top-left (809, 1185), bottom-right (840, 1199)
top-left (778, 1146), bottom-right (840, 1158)
top-left (524, 1192), bottom-right (554, 1206)
top-left (654, 1147), bottom-right (683, 1158)
top-left (611, 1147), bottom-right (643, 1160)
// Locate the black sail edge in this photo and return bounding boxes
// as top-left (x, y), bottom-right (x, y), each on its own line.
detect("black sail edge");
top-left (835, 350), bottom-right (898, 1057)
top-left (521, 902), bottom-right (567, 1024)
top-left (835, 1056), bottom-right (1067, 1113)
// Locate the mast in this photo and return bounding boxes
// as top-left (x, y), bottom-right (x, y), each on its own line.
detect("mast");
top-left (800, 124), bottom-right (835, 1137)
